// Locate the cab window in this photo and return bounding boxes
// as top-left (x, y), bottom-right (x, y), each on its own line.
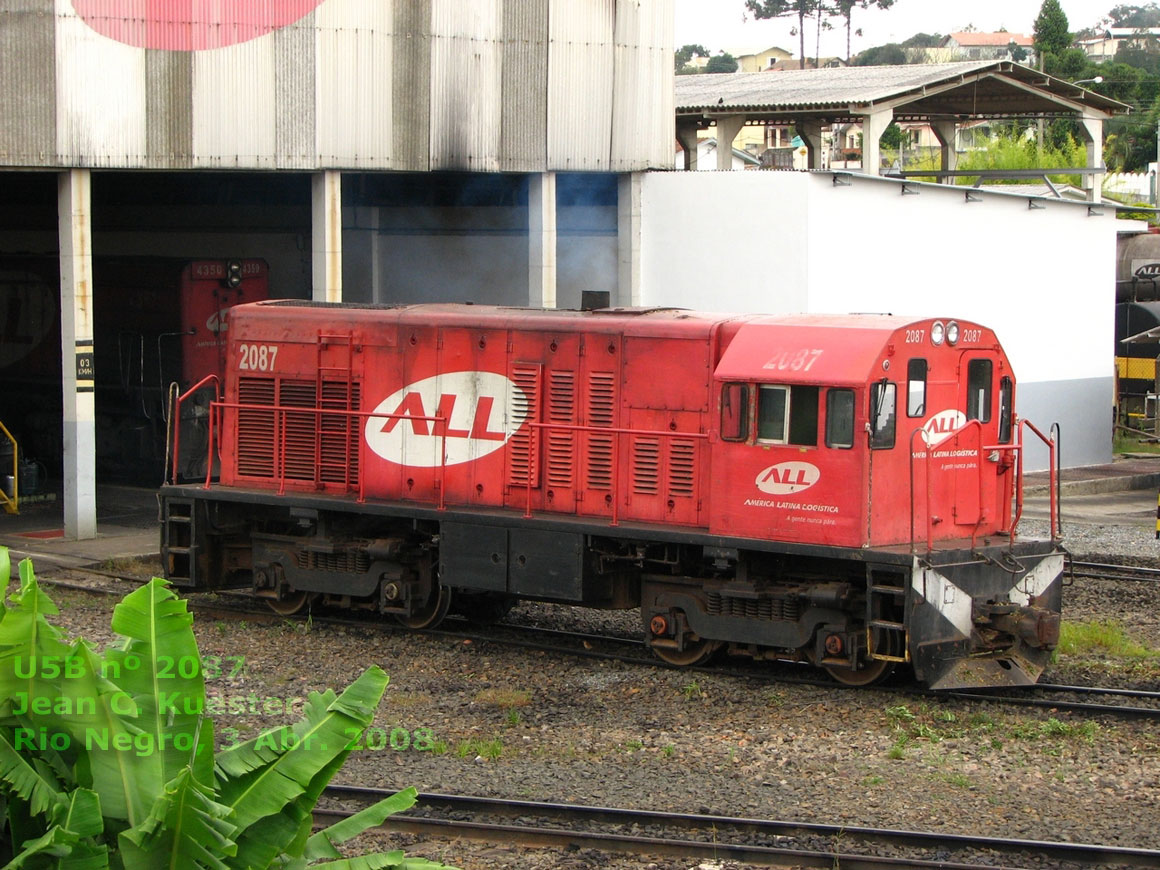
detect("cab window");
top-left (907, 359), bottom-right (927, 417)
top-left (720, 383), bottom-right (749, 442)
top-left (967, 359), bottom-right (993, 423)
top-left (998, 376), bottom-right (1013, 443)
top-left (758, 385), bottom-right (818, 446)
top-left (870, 381), bottom-right (896, 449)
top-left (826, 389), bottom-right (854, 448)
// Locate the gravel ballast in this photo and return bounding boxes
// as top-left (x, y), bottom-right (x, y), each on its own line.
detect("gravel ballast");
top-left (36, 514), bottom-right (1160, 870)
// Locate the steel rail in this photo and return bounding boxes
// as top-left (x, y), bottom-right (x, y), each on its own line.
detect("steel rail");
top-left (321, 784), bottom-right (1160, 869)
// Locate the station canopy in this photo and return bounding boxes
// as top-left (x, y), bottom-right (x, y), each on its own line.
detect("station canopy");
top-left (675, 60), bottom-right (1128, 127)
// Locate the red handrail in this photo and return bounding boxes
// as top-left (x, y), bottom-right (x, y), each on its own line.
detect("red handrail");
top-left (1013, 418), bottom-right (1059, 541)
top-left (168, 375), bottom-right (221, 486)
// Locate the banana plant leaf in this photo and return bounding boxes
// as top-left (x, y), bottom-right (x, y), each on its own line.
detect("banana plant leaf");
top-left (0, 562), bottom-right (71, 733)
top-left (118, 767), bottom-right (236, 870)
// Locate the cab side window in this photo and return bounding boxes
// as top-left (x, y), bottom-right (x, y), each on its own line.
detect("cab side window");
top-left (826, 389), bottom-right (854, 448)
top-left (870, 381), bottom-right (896, 449)
top-left (907, 359), bottom-right (927, 417)
top-left (967, 359), bottom-right (993, 423)
top-left (758, 385), bottom-right (819, 446)
top-left (998, 376), bottom-right (1013, 443)
top-left (720, 383), bottom-right (749, 442)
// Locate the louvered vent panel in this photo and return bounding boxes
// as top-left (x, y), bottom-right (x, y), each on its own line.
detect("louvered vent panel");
top-left (668, 439), bottom-right (696, 498)
top-left (546, 370), bottom-right (576, 488)
top-left (585, 371), bottom-right (615, 490)
top-left (507, 364), bottom-right (541, 487)
top-left (632, 438), bottom-right (660, 494)
top-left (319, 381), bottom-right (360, 485)
top-left (279, 381), bottom-right (318, 481)
top-left (236, 378), bottom-right (276, 477)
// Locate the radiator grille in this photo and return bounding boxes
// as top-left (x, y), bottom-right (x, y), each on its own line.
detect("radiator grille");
top-left (668, 439), bottom-right (696, 498)
top-left (585, 372), bottom-right (616, 490)
top-left (507, 364), bottom-right (541, 487)
top-left (632, 437), bottom-right (660, 494)
top-left (234, 377), bottom-right (360, 486)
top-left (546, 370), bottom-right (576, 488)
top-left (237, 378), bottom-right (276, 477)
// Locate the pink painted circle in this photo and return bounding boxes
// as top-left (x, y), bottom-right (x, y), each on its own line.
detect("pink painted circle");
top-left (72, 0), bottom-right (327, 50)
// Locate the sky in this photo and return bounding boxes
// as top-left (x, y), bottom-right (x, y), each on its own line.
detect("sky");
top-left (674, 1), bottom-right (1127, 58)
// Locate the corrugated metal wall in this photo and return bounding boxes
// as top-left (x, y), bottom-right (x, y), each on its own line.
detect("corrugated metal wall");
top-left (0, 0), bottom-right (672, 172)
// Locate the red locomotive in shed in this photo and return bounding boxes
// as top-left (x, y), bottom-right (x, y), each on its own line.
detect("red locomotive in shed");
top-left (160, 302), bottom-right (1063, 689)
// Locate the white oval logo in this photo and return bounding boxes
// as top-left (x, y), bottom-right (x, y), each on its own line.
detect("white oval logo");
top-left (755, 461), bottom-right (819, 495)
top-left (921, 410), bottom-right (967, 447)
top-left (365, 371), bottom-right (528, 468)
top-left (206, 307), bottom-right (231, 335)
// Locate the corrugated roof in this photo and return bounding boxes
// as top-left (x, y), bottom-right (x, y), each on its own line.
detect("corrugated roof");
top-left (675, 61), bottom-right (1128, 121)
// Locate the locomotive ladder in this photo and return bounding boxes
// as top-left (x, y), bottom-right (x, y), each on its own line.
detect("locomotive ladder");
top-left (866, 568), bottom-right (910, 663)
top-left (161, 498), bottom-right (197, 587)
top-left (315, 332), bottom-right (355, 489)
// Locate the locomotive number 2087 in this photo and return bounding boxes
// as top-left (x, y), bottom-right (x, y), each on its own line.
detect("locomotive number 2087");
top-left (238, 344), bottom-right (279, 372)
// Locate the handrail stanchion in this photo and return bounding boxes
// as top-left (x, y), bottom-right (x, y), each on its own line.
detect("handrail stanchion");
top-left (168, 375), bottom-right (220, 486)
top-left (1013, 419), bottom-right (1058, 541)
top-left (908, 427), bottom-right (925, 556)
top-left (1050, 422), bottom-right (1062, 541)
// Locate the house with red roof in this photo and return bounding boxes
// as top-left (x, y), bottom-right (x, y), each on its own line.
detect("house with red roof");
top-left (941, 31), bottom-right (1034, 64)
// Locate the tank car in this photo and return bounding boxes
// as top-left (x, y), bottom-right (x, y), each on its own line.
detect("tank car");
top-left (158, 302), bottom-right (1063, 689)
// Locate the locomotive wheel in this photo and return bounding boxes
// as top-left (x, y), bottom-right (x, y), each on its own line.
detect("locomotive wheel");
top-left (265, 589), bottom-right (311, 617)
top-left (823, 631), bottom-right (903, 687)
top-left (824, 656), bottom-right (895, 687)
top-left (651, 637), bottom-right (721, 667)
top-left (395, 585), bottom-right (452, 630)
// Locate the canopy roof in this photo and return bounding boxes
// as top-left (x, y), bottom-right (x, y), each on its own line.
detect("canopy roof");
top-left (675, 61), bottom-right (1129, 127)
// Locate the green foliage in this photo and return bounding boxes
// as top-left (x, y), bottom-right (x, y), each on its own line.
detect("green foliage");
top-left (853, 43), bottom-right (907, 66)
top-left (1109, 3), bottom-right (1160, 28)
top-left (675, 43), bottom-right (708, 72)
top-left (1057, 619), bottom-right (1159, 659)
top-left (705, 53), bottom-right (740, 74)
top-left (1034, 0), bottom-right (1071, 58)
top-left (0, 548), bottom-right (455, 870)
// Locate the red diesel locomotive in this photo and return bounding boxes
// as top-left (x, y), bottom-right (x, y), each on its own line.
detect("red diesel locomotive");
top-left (159, 302), bottom-right (1063, 689)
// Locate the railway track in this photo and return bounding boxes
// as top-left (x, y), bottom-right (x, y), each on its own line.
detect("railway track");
top-left (39, 566), bottom-right (1160, 720)
top-left (1068, 559), bottom-right (1160, 583)
top-left (318, 783), bottom-right (1160, 869)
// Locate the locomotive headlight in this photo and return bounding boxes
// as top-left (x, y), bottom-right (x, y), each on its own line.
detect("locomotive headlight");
top-left (946, 321), bottom-right (960, 345)
top-left (930, 321), bottom-right (945, 345)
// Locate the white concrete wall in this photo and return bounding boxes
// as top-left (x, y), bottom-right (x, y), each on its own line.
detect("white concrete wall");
top-left (639, 170), bottom-right (1126, 469)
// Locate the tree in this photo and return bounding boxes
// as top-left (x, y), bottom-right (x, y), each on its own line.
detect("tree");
top-left (746, 0), bottom-right (821, 70)
top-left (1107, 4), bottom-right (1160, 28)
top-left (675, 43), bottom-right (709, 73)
top-left (853, 42), bottom-right (907, 65)
top-left (1034, 0), bottom-right (1071, 59)
top-left (1009, 40), bottom-right (1028, 62)
top-left (706, 51), bottom-right (740, 73)
top-left (835, 1), bottom-right (897, 64)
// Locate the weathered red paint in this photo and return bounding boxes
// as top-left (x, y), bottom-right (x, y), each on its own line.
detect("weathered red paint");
top-left (214, 304), bottom-right (1017, 549)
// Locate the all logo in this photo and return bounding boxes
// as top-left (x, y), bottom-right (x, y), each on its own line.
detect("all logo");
top-left (921, 410), bottom-right (967, 447)
top-left (205, 308), bottom-right (231, 335)
top-left (755, 461), bottom-right (819, 495)
top-left (365, 372), bottom-right (528, 468)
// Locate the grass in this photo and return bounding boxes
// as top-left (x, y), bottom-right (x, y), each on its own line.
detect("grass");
top-left (1113, 429), bottom-right (1160, 456)
top-left (681, 680), bottom-right (703, 700)
top-left (1056, 620), bottom-right (1159, 660)
top-left (455, 737), bottom-right (503, 760)
top-left (473, 688), bottom-right (531, 708)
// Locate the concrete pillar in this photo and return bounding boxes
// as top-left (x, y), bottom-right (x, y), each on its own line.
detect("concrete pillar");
top-left (795, 120), bottom-right (825, 169)
top-left (931, 120), bottom-right (959, 184)
top-left (617, 173), bottom-right (643, 307)
top-left (1079, 117), bottom-right (1104, 203)
top-left (58, 169), bottom-right (96, 541)
top-left (676, 123), bottom-right (700, 170)
top-left (529, 172), bottom-right (557, 308)
top-left (312, 170), bottom-right (343, 302)
top-left (715, 115), bottom-right (746, 171)
top-left (860, 109), bottom-right (894, 176)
